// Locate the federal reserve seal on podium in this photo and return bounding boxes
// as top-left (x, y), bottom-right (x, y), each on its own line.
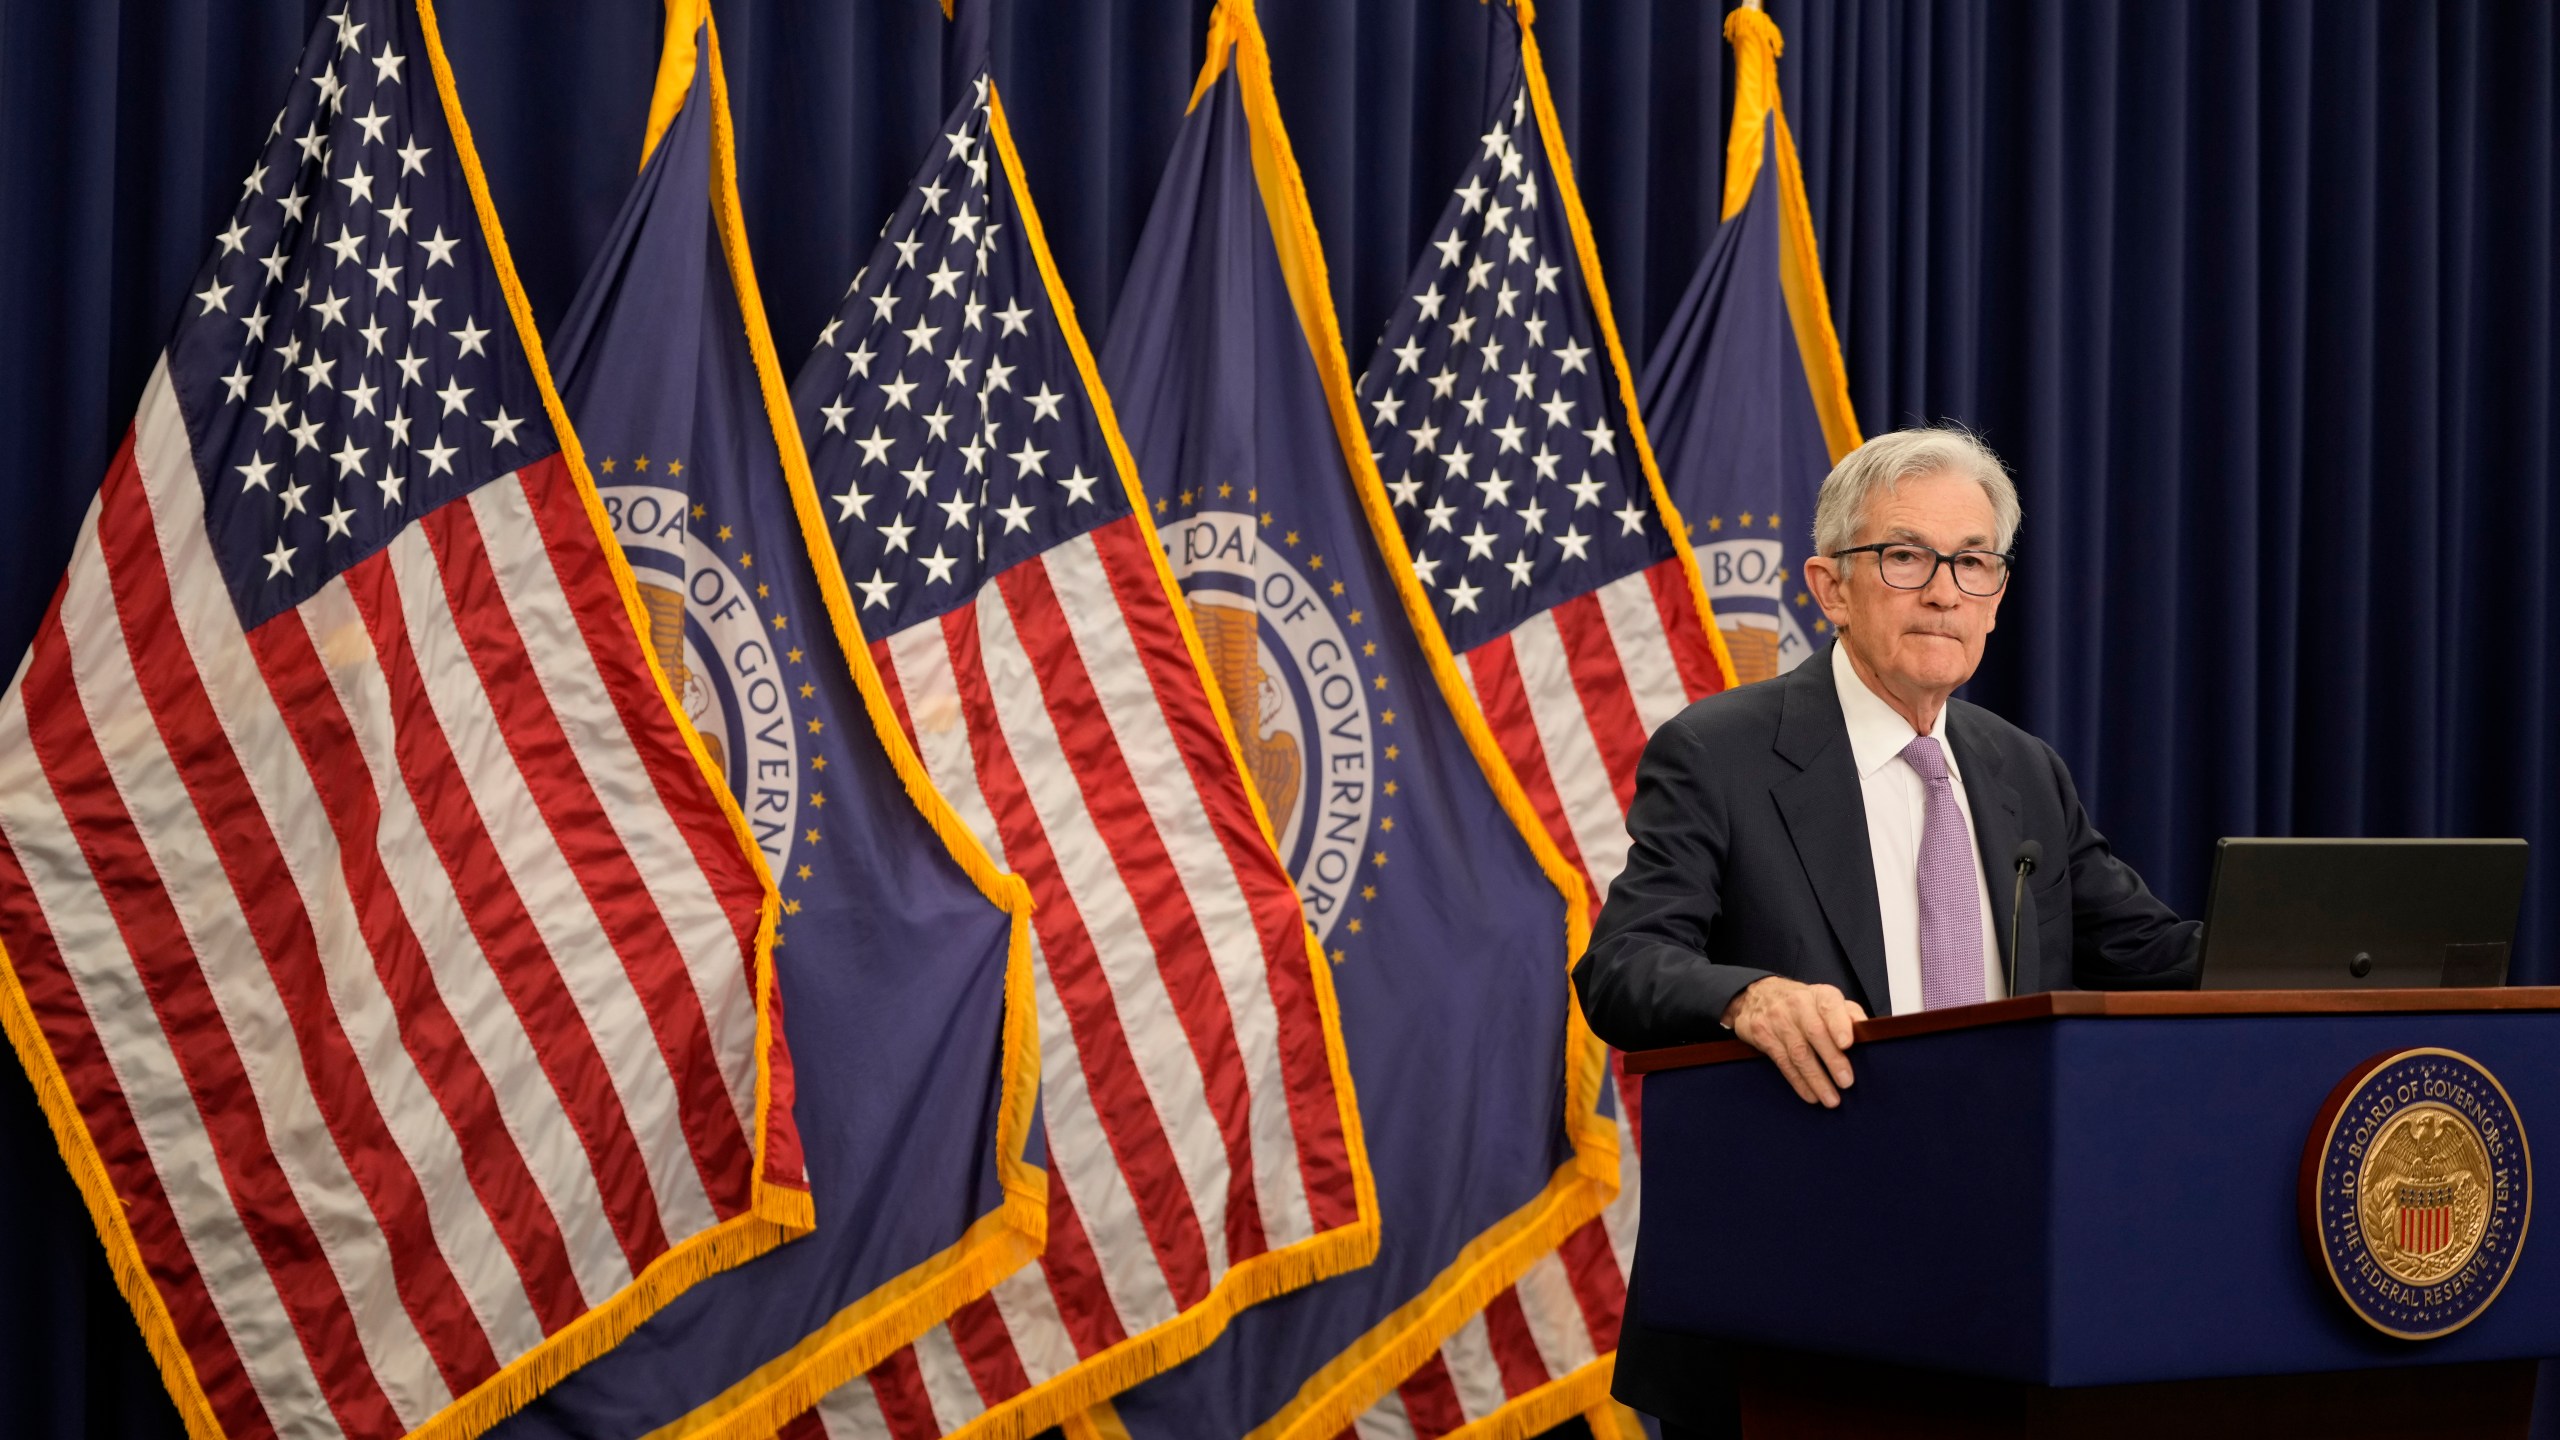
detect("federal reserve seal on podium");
top-left (2300, 1047), bottom-right (2532, 1338)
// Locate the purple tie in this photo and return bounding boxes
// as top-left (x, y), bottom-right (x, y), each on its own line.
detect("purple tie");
top-left (1902, 735), bottom-right (1984, 1010)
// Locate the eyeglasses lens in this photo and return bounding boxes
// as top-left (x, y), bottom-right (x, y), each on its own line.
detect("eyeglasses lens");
top-left (1876, 546), bottom-right (2007, 595)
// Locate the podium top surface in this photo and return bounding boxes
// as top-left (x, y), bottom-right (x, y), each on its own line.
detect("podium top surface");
top-left (1621, 985), bottom-right (2560, 1074)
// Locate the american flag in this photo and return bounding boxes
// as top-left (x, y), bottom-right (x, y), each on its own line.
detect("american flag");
top-left (782, 25), bottom-right (1371, 1440)
top-left (1356, 15), bottom-right (1730, 920)
top-left (1349, 5), bottom-right (1730, 1435)
top-left (1380, 11), bottom-right (1870, 1435)
top-left (0, 4), bottom-right (803, 1438)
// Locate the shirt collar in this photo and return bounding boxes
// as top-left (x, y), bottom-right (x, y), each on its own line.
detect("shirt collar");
top-left (1830, 639), bottom-right (1956, 781)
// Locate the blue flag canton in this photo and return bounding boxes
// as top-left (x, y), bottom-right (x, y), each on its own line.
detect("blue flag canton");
top-left (1357, 84), bottom-right (1670, 656)
top-left (792, 76), bottom-right (1129, 640)
top-left (167, 0), bottom-right (553, 630)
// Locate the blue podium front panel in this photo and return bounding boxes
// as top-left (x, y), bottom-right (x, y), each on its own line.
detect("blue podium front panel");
top-left (1635, 1011), bottom-right (2560, 1387)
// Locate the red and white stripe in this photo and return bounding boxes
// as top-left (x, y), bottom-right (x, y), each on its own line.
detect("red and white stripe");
top-left (1349, 1069), bottom-right (1639, 1440)
top-left (0, 363), bottom-right (795, 1440)
top-left (2401, 1199), bottom-right (2450, 1256)
top-left (1458, 559), bottom-right (1724, 906)
top-left (787, 511), bottom-right (1359, 1440)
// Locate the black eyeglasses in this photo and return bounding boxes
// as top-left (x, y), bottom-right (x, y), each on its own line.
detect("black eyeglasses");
top-left (1830, 543), bottom-right (2013, 596)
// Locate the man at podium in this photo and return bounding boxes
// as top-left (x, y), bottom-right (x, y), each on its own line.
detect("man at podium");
top-left (1574, 427), bottom-right (2202, 1437)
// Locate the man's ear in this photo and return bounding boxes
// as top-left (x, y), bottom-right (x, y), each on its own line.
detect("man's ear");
top-left (1804, 554), bottom-right (1854, 632)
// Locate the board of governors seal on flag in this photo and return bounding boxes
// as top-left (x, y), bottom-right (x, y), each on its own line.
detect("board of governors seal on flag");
top-left (2300, 1047), bottom-right (2532, 1339)
top-left (1166, 506), bottom-right (1381, 949)
top-left (600, 476), bottom-right (805, 879)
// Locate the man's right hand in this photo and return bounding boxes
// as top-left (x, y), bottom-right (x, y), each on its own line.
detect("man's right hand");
top-left (1721, 976), bottom-right (1866, 1107)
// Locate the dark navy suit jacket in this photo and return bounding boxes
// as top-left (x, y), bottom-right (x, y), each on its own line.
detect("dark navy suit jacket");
top-left (1574, 643), bottom-right (2199, 1430)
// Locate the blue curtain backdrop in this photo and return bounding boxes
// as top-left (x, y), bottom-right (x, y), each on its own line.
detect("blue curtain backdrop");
top-left (2, 1), bottom-right (2554, 1432)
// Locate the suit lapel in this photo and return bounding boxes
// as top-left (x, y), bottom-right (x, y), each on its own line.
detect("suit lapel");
top-left (1948, 705), bottom-right (2033, 994)
top-left (1772, 648), bottom-right (1893, 1015)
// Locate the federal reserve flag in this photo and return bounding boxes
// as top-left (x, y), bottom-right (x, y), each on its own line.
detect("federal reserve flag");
top-left (488, 11), bottom-right (1042, 1440)
top-left (0, 2), bottom-right (808, 1437)
top-left (1640, 7), bottom-right (1861, 685)
top-left (1087, 4), bottom-right (1613, 1438)
top-left (777, 2), bottom-right (1375, 1435)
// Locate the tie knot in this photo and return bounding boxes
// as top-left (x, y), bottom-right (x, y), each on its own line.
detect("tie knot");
top-left (1901, 733), bottom-right (1950, 782)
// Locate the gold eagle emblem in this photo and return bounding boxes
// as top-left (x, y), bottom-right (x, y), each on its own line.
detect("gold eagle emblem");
top-left (1717, 618), bottom-right (1783, 686)
top-left (1190, 599), bottom-right (1300, 829)
top-left (640, 581), bottom-right (727, 781)
top-left (2358, 1106), bottom-right (2494, 1284)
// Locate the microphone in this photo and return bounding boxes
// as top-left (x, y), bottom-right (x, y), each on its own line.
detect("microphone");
top-left (2008, 840), bottom-right (2043, 998)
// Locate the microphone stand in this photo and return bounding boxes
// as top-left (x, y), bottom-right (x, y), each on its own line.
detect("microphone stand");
top-left (2008, 840), bottom-right (2043, 997)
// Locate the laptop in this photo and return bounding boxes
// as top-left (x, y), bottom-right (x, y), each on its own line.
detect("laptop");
top-left (2196, 838), bottom-right (2528, 990)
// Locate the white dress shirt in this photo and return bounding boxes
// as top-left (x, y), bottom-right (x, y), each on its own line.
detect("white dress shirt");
top-left (1831, 642), bottom-right (2004, 1014)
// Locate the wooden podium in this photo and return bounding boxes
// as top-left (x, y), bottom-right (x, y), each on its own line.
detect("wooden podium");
top-left (1625, 990), bottom-right (2560, 1438)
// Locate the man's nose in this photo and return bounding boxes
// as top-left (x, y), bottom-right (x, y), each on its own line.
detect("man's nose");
top-left (1920, 563), bottom-right (1964, 605)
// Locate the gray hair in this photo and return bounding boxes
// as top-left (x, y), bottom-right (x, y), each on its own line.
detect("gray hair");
top-left (1810, 426), bottom-right (2020, 558)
